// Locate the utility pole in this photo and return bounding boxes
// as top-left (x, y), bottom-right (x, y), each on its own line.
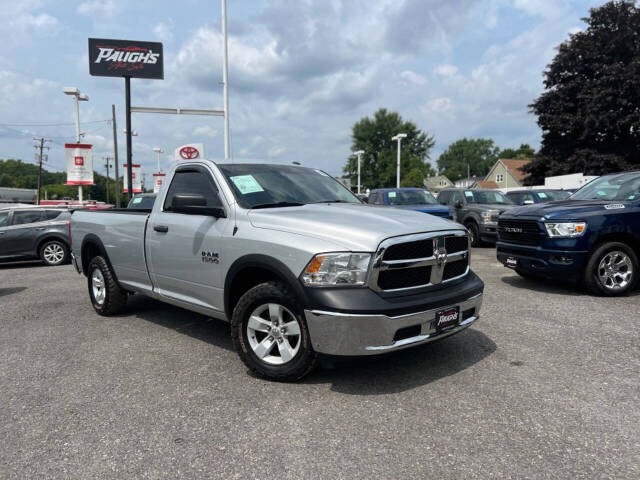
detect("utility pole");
top-left (104, 156), bottom-right (113, 204)
top-left (222, 0), bottom-right (231, 161)
top-left (354, 150), bottom-right (364, 194)
top-left (33, 137), bottom-right (51, 205)
top-left (391, 133), bottom-right (407, 188)
top-left (112, 105), bottom-right (120, 207)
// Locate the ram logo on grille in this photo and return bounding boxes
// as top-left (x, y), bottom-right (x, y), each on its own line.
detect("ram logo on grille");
top-left (504, 227), bottom-right (523, 233)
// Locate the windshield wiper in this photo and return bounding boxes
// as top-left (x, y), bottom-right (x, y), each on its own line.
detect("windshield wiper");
top-left (310, 199), bottom-right (353, 204)
top-left (250, 201), bottom-right (305, 209)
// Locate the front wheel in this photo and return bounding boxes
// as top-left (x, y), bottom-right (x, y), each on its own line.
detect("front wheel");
top-left (40, 240), bottom-right (68, 266)
top-left (465, 222), bottom-right (481, 248)
top-left (584, 242), bottom-right (638, 296)
top-left (231, 281), bottom-right (318, 381)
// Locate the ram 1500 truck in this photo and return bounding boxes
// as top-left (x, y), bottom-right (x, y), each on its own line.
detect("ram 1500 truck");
top-left (71, 161), bottom-right (484, 381)
top-left (497, 170), bottom-right (640, 296)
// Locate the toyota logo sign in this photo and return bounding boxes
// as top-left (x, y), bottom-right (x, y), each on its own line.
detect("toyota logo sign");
top-left (179, 146), bottom-right (200, 159)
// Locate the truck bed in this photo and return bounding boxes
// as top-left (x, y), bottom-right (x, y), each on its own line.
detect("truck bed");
top-left (71, 209), bottom-right (152, 292)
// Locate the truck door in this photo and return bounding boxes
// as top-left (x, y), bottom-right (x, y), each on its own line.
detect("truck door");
top-left (145, 165), bottom-right (231, 314)
top-left (3, 209), bottom-right (45, 257)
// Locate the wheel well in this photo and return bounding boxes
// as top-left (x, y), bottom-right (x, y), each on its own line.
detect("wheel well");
top-left (37, 236), bottom-right (68, 255)
top-left (81, 241), bottom-right (102, 275)
top-left (591, 232), bottom-right (640, 257)
top-left (226, 267), bottom-right (283, 319)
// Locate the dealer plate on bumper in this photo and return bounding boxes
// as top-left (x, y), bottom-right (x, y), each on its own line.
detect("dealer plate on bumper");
top-left (435, 306), bottom-right (460, 331)
top-left (505, 256), bottom-right (518, 268)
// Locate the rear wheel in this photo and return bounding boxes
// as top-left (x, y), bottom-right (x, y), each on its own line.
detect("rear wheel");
top-left (231, 281), bottom-right (318, 381)
top-left (87, 256), bottom-right (127, 315)
top-left (465, 222), bottom-right (481, 247)
top-left (584, 242), bottom-right (638, 296)
top-left (40, 240), bottom-right (68, 266)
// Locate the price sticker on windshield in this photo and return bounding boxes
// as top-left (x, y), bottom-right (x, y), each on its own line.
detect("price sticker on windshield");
top-left (230, 175), bottom-right (265, 194)
top-left (388, 191), bottom-right (397, 198)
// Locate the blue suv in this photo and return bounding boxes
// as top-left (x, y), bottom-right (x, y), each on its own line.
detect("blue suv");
top-left (368, 188), bottom-right (454, 219)
top-left (496, 171), bottom-right (640, 296)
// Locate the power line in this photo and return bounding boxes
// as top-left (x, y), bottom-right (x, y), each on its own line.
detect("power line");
top-left (0, 119), bottom-right (111, 127)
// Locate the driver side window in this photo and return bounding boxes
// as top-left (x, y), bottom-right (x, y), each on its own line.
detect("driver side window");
top-left (164, 169), bottom-right (222, 211)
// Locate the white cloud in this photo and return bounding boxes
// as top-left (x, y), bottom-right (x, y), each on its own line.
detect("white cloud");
top-left (434, 64), bottom-right (459, 78)
top-left (153, 21), bottom-right (174, 41)
top-left (193, 125), bottom-right (217, 138)
top-left (76, 0), bottom-right (121, 19)
top-left (267, 146), bottom-right (286, 158)
top-left (400, 70), bottom-right (427, 85)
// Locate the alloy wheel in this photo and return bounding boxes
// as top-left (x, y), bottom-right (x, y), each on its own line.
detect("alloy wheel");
top-left (43, 243), bottom-right (65, 264)
top-left (597, 250), bottom-right (633, 291)
top-left (246, 303), bottom-right (301, 365)
top-left (91, 268), bottom-right (106, 305)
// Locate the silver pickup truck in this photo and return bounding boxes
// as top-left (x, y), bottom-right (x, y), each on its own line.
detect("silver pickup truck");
top-left (71, 161), bottom-right (484, 381)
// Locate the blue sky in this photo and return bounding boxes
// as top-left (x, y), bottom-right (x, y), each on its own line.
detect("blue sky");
top-left (0, 0), bottom-right (604, 181)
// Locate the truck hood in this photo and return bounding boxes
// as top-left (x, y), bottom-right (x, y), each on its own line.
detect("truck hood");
top-left (502, 199), bottom-right (633, 220)
top-left (471, 204), bottom-right (516, 213)
top-left (247, 203), bottom-right (461, 251)
top-left (392, 204), bottom-right (451, 216)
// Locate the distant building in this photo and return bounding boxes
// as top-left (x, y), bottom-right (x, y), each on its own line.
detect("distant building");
top-left (544, 173), bottom-right (598, 190)
top-left (455, 176), bottom-right (480, 188)
top-left (484, 158), bottom-right (531, 189)
top-left (471, 180), bottom-right (500, 189)
top-left (424, 175), bottom-right (453, 192)
top-left (0, 187), bottom-right (37, 204)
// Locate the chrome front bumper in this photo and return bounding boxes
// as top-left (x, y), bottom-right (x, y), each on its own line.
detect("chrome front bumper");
top-left (304, 292), bottom-right (483, 356)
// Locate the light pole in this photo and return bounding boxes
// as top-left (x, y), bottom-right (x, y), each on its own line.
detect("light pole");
top-left (391, 133), bottom-right (407, 188)
top-left (153, 147), bottom-right (164, 172)
top-left (104, 156), bottom-right (113, 204)
top-left (221, 0), bottom-right (230, 161)
top-left (353, 150), bottom-right (364, 194)
top-left (63, 87), bottom-right (89, 202)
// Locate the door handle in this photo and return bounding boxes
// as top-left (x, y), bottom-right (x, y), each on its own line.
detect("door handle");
top-left (153, 225), bottom-right (169, 233)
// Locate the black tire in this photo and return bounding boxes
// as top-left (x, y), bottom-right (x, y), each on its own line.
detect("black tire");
top-left (39, 240), bottom-right (68, 266)
top-left (87, 256), bottom-right (128, 315)
top-left (465, 222), bottom-right (481, 248)
top-left (584, 241), bottom-right (638, 296)
top-left (231, 281), bottom-right (319, 382)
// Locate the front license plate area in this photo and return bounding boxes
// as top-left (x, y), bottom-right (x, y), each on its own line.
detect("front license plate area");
top-left (436, 306), bottom-right (460, 332)
top-left (506, 256), bottom-right (518, 268)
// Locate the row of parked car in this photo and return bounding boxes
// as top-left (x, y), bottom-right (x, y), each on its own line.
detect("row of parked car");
top-left (364, 171), bottom-right (639, 296)
top-left (1, 169), bottom-right (638, 296)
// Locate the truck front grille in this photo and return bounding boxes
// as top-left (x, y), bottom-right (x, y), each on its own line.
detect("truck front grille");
top-left (498, 219), bottom-right (545, 246)
top-left (370, 231), bottom-right (470, 292)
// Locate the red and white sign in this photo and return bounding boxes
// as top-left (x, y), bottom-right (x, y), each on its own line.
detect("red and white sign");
top-left (123, 163), bottom-right (142, 193)
top-left (174, 143), bottom-right (204, 161)
top-left (65, 143), bottom-right (94, 185)
top-left (153, 173), bottom-right (166, 193)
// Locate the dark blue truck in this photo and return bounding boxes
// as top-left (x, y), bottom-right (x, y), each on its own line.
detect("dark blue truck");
top-left (367, 188), bottom-right (454, 219)
top-left (496, 171), bottom-right (640, 296)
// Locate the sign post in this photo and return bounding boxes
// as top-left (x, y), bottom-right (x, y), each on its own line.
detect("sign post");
top-left (88, 38), bottom-right (164, 202)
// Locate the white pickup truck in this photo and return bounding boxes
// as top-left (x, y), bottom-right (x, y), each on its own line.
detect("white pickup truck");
top-left (71, 161), bottom-right (484, 381)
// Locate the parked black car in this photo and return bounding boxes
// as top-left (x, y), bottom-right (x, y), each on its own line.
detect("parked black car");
top-left (437, 188), bottom-right (515, 246)
top-left (505, 189), bottom-right (571, 205)
top-left (0, 206), bottom-right (71, 266)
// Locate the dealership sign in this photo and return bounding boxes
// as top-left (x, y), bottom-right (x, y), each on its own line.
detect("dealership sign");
top-left (123, 164), bottom-right (142, 193)
top-left (88, 38), bottom-right (163, 79)
top-left (153, 173), bottom-right (166, 193)
top-left (174, 143), bottom-right (205, 161)
top-left (65, 144), bottom-right (94, 185)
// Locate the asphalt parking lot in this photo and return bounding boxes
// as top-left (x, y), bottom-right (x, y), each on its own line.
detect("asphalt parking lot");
top-left (1, 248), bottom-right (639, 479)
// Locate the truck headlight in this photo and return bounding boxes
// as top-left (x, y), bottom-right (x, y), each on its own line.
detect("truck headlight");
top-left (544, 222), bottom-right (587, 237)
top-left (301, 253), bottom-right (371, 287)
top-left (480, 210), bottom-right (500, 223)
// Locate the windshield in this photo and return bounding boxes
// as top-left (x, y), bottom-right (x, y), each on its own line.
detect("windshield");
top-left (218, 164), bottom-right (361, 208)
top-left (464, 190), bottom-right (513, 205)
top-left (128, 195), bottom-right (156, 209)
top-left (570, 172), bottom-right (640, 201)
top-left (387, 189), bottom-right (437, 205)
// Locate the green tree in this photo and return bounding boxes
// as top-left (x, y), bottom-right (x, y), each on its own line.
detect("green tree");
top-left (500, 144), bottom-right (535, 159)
top-left (525, 1), bottom-right (640, 184)
top-left (343, 108), bottom-right (435, 189)
top-left (436, 138), bottom-right (500, 181)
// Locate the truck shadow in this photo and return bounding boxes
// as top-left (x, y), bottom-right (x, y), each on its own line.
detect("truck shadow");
top-left (500, 275), bottom-right (587, 295)
top-left (122, 295), bottom-right (497, 393)
top-left (123, 294), bottom-right (233, 352)
top-left (0, 260), bottom-right (47, 270)
top-left (307, 329), bottom-right (496, 395)
top-left (0, 286), bottom-right (27, 297)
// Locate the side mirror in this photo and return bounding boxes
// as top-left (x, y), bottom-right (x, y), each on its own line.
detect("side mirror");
top-left (454, 200), bottom-right (463, 208)
top-left (170, 194), bottom-right (226, 218)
